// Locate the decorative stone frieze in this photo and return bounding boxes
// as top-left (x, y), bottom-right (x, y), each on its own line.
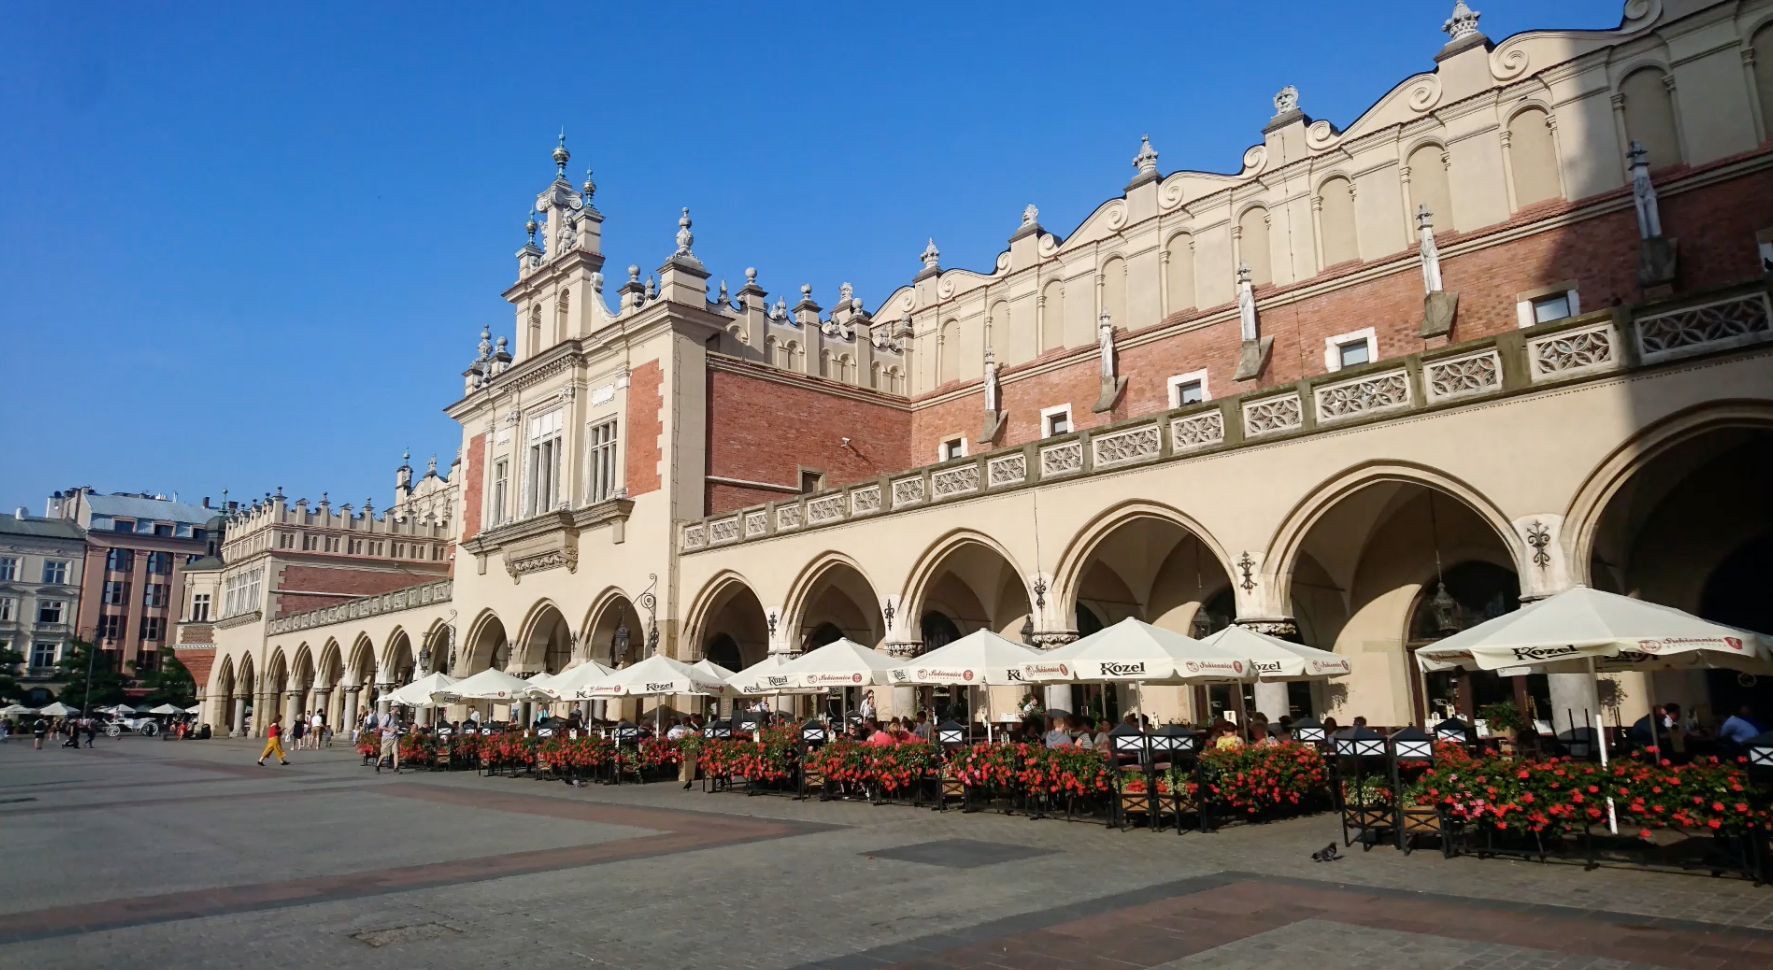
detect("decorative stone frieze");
top-left (1314, 369), bottom-right (1412, 424)
top-left (1170, 410), bottom-right (1225, 453)
top-left (1242, 393), bottom-right (1303, 438)
top-left (891, 476), bottom-right (925, 508)
top-left (1528, 322), bottom-right (1618, 380)
top-left (744, 509), bottom-right (768, 537)
top-left (850, 485), bottom-right (882, 515)
top-left (931, 464), bottom-right (980, 499)
top-left (807, 494), bottom-right (846, 524)
top-left (1635, 293), bottom-right (1772, 364)
top-left (987, 454), bottom-right (1026, 487)
top-left (267, 580), bottom-right (453, 636)
top-left (682, 523), bottom-right (706, 550)
top-left (708, 516), bottom-right (741, 544)
top-left (776, 504), bottom-right (801, 531)
top-left (1040, 440), bottom-right (1084, 477)
top-left (1090, 424), bottom-right (1161, 469)
top-left (1423, 348), bottom-right (1501, 403)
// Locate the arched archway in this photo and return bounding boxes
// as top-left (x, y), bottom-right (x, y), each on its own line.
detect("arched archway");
top-left (784, 555), bottom-right (883, 652)
top-left (1585, 424), bottom-right (1773, 725)
top-left (583, 593), bottom-right (640, 667)
top-left (687, 576), bottom-right (768, 670)
top-left (902, 534), bottom-right (1033, 722)
top-left (460, 611), bottom-right (509, 677)
top-left (514, 602), bottom-right (572, 675)
top-left (1286, 478), bottom-right (1518, 728)
top-left (235, 653), bottom-right (255, 736)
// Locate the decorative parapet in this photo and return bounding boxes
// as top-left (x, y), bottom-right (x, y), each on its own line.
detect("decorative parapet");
top-left (215, 611), bottom-right (263, 631)
top-left (677, 280), bottom-right (1773, 554)
top-left (264, 579), bottom-right (452, 636)
top-left (462, 498), bottom-right (634, 581)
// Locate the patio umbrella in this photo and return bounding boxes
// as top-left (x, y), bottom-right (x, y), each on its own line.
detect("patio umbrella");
top-left (574, 654), bottom-right (729, 699)
top-left (104, 704), bottom-right (139, 715)
top-left (184, 705), bottom-right (201, 715)
top-left (1197, 624), bottom-right (1351, 681)
top-left (38, 702), bottom-right (77, 717)
top-left (146, 703), bottom-right (185, 715)
top-left (887, 629), bottom-right (1041, 740)
top-left (726, 654), bottom-right (824, 695)
top-left (2, 704), bottom-right (34, 716)
top-left (1412, 586), bottom-right (1772, 674)
top-left (1020, 617), bottom-right (1256, 685)
top-left (772, 638), bottom-right (899, 690)
top-left (386, 671), bottom-right (458, 708)
top-left (690, 658), bottom-right (736, 682)
top-left (529, 660), bottom-right (616, 699)
top-left (432, 667), bottom-right (531, 702)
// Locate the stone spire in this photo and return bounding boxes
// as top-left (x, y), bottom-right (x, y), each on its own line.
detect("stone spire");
top-left (1127, 135), bottom-right (1160, 190)
top-left (1442, 2), bottom-right (1481, 43)
top-left (675, 207), bottom-right (694, 256)
top-left (552, 128), bottom-right (570, 179)
top-left (916, 238), bottom-right (941, 280)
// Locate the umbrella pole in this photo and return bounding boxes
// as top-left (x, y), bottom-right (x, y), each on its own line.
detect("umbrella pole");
top-left (1588, 658), bottom-right (1618, 835)
top-left (1233, 682), bottom-right (1250, 742)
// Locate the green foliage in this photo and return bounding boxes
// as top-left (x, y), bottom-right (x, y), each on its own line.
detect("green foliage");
top-left (1477, 700), bottom-right (1528, 733)
top-left (53, 639), bottom-right (127, 710)
top-left (137, 654), bottom-right (197, 708)
top-left (0, 644), bottom-right (25, 703)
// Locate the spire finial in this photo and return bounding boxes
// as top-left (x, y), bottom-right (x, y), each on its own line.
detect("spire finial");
top-left (920, 238), bottom-right (940, 271)
top-left (1132, 135), bottom-right (1158, 175)
top-left (1442, 2), bottom-right (1481, 43)
top-left (525, 209), bottom-right (538, 241)
top-left (582, 167), bottom-right (596, 202)
top-left (675, 207), bottom-right (694, 255)
top-left (552, 128), bottom-right (570, 177)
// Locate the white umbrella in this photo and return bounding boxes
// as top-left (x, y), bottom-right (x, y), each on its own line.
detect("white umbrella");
top-left (887, 629), bottom-right (1041, 686)
top-left (1021, 617), bottom-right (1255, 684)
top-left (575, 654), bottom-right (728, 699)
top-left (38, 702), bottom-right (77, 717)
top-left (386, 671), bottom-right (459, 707)
top-left (1198, 624), bottom-right (1351, 680)
top-left (104, 704), bottom-right (139, 715)
top-left (726, 654), bottom-right (825, 695)
top-left (690, 658), bottom-right (737, 683)
top-left (184, 705), bottom-right (201, 715)
top-left (2, 703), bottom-right (34, 716)
top-left (1413, 586), bottom-right (1773, 674)
top-left (433, 667), bottom-right (532, 702)
top-left (773, 638), bottom-right (899, 689)
top-left (531, 660), bottom-right (616, 699)
top-left (146, 703), bottom-right (185, 715)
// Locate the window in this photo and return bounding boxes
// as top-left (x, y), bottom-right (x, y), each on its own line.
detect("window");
top-left (1323, 327), bottom-right (1378, 372)
top-left (348, 538), bottom-right (364, 555)
top-left (112, 520), bottom-right (134, 533)
top-left (302, 533), bottom-right (319, 551)
top-left (144, 583), bottom-right (169, 608)
top-left (221, 568), bottom-right (262, 618)
top-left (97, 613), bottom-right (124, 640)
top-left (146, 551), bottom-right (172, 575)
top-left (1237, 206), bottom-right (1273, 285)
top-left (432, 545), bottom-right (447, 561)
top-left (324, 536), bottom-right (340, 553)
top-left (0, 598), bottom-right (13, 621)
top-left (370, 541), bottom-right (384, 557)
top-left (37, 600), bottom-right (64, 624)
top-left (0, 557), bottom-right (14, 581)
top-left (392, 542), bottom-right (406, 559)
top-left (41, 559), bottom-right (68, 585)
top-left (491, 459), bottom-right (509, 526)
top-left (524, 409), bottom-right (564, 515)
top-left (278, 532), bottom-right (294, 549)
top-left (1041, 404), bottom-right (1073, 438)
top-left (30, 642), bottom-right (56, 669)
top-left (586, 419), bottom-right (619, 504)
top-left (139, 616), bottom-right (163, 641)
top-left (103, 581), bottom-right (129, 605)
top-left (799, 470), bottom-right (824, 494)
top-left (106, 548), bottom-right (133, 572)
top-left (190, 593), bottom-right (211, 623)
top-left (136, 648), bottom-right (159, 672)
top-left (1040, 280), bottom-right (1065, 352)
top-left (939, 437), bottom-right (966, 461)
top-left (1167, 370), bottom-right (1209, 408)
top-left (1515, 285), bottom-right (1580, 328)
top-left (154, 523), bottom-right (173, 537)
top-left (136, 520), bottom-right (155, 534)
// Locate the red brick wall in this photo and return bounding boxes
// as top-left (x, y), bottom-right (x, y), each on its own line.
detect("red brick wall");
top-left (627, 360), bottom-right (663, 496)
top-left (270, 562), bottom-right (447, 618)
top-left (461, 432), bottom-right (485, 542)
top-left (177, 647), bottom-right (214, 692)
top-left (706, 363), bottom-right (912, 515)
top-left (910, 164), bottom-right (1773, 460)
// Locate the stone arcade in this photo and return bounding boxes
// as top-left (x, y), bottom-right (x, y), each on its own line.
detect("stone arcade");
top-left (187, 1), bottom-right (1773, 741)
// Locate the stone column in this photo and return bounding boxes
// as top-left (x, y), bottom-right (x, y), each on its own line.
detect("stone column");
top-left (881, 642), bottom-right (921, 719)
top-left (231, 694), bottom-right (247, 737)
top-left (312, 688), bottom-right (332, 739)
top-left (341, 686), bottom-right (361, 735)
top-left (256, 691), bottom-right (273, 737)
top-left (283, 691), bottom-right (301, 735)
top-left (1033, 632), bottom-right (1077, 714)
top-left (376, 684), bottom-right (393, 718)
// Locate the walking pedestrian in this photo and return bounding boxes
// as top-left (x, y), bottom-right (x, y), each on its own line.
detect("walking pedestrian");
top-left (32, 716), bottom-right (48, 750)
top-left (310, 709), bottom-right (326, 749)
top-left (83, 717), bottom-right (97, 747)
top-left (257, 717), bottom-right (290, 766)
top-left (378, 714), bottom-right (402, 774)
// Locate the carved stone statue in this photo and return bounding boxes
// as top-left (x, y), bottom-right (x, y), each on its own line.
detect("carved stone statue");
top-left (1273, 85), bottom-right (1299, 116)
top-left (1417, 204), bottom-right (1443, 294)
top-left (1233, 261), bottom-right (1274, 381)
top-left (1628, 141), bottom-right (1662, 240)
top-left (983, 346), bottom-right (999, 412)
top-left (1021, 204), bottom-right (1038, 226)
top-left (1097, 310), bottom-right (1116, 379)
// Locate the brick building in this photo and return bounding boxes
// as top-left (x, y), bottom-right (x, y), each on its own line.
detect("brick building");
top-left (200, 1), bottom-right (1773, 739)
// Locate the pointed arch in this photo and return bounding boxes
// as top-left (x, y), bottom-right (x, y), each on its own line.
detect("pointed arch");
top-left (346, 634), bottom-right (375, 685)
top-left (682, 570), bottom-right (769, 669)
top-left (460, 609), bottom-right (510, 676)
top-left (780, 551), bottom-right (885, 650)
top-left (899, 529), bottom-right (1031, 642)
top-left (211, 652), bottom-right (236, 698)
top-left (1051, 500), bottom-right (1235, 622)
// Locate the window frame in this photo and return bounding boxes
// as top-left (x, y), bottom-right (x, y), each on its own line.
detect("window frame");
top-left (1166, 369), bottom-right (1210, 408)
top-left (0, 557), bottom-right (14, 581)
top-left (1322, 326), bottom-right (1378, 373)
top-left (938, 436), bottom-right (967, 461)
top-left (1041, 404), bottom-right (1074, 438)
top-left (586, 418), bottom-right (620, 504)
top-left (36, 600), bottom-right (65, 625)
top-left (190, 592), bottom-right (211, 623)
top-left (1514, 281), bottom-right (1581, 328)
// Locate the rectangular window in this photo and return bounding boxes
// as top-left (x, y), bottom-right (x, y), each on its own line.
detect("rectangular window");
top-left (144, 583), bottom-right (169, 608)
top-left (492, 459), bottom-right (510, 525)
top-left (139, 616), bottom-right (163, 641)
top-left (1168, 369), bottom-right (1210, 408)
top-left (939, 437), bottom-right (966, 461)
top-left (30, 641), bottom-right (56, 669)
top-left (0, 598), bottom-right (13, 621)
top-left (221, 567), bottom-right (262, 618)
top-left (525, 409), bottom-right (564, 515)
top-left (799, 470), bottom-right (823, 494)
top-left (586, 419), bottom-right (619, 504)
top-left (103, 581), bottom-right (130, 605)
top-left (324, 536), bottom-right (340, 552)
top-left (1041, 404), bottom-right (1073, 438)
top-left (1338, 340), bottom-right (1371, 369)
top-left (106, 548), bottom-right (133, 572)
top-left (191, 592), bottom-right (211, 623)
top-left (1323, 327), bottom-right (1378, 372)
top-left (41, 559), bottom-right (69, 585)
top-left (97, 613), bottom-right (124, 640)
top-left (0, 557), bottom-right (14, 581)
top-left (1532, 293), bottom-right (1572, 324)
top-left (136, 520), bottom-right (155, 534)
top-left (145, 551), bottom-right (172, 575)
top-left (37, 600), bottom-right (64, 624)
top-left (154, 523), bottom-right (173, 537)
top-left (136, 648), bottom-right (159, 672)
top-left (112, 520), bottom-right (134, 533)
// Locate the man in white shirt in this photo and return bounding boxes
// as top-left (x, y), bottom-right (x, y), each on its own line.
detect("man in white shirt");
top-left (309, 710), bottom-right (325, 749)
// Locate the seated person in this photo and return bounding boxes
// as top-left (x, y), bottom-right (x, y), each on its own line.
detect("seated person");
top-left (1043, 715), bottom-right (1073, 749)
top-left (1718, 704), bottom-right (1761, 756)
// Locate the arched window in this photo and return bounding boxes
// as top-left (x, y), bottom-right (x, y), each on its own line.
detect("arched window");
top-left (1164, 232), bottom-right (1195, 311)
top-left (1100, 256), bottom-right (1127, 328)
top-left (1237, 207), bottom-right (1272, 286)
top-left (765, 335), bottom-right (777, 366)
top-left (1508, 108), bottom-right (1561, 207)
top-left (1620, 67), bottom-right (1681, 168)
top-left (1040, 280), bottom-right (1065, 351)
top-left (819, 350), bottom-right (832, 378)
top-left (1317, 176), bottom-right (1358, 267)
top-left (783, 341), bottom-right (800, 370)
top-left (988, 299), bottom-right (1008, 345)
top-left (870, 360), bottom-right (881, 390)
top-left (839, 355), bottom-right (854, 383)
top-left (938, 319), bottom-right (958, 384)
top-left (1407, 144), bottom-right (1455, 233)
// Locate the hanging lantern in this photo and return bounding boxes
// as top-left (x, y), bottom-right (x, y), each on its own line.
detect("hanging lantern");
top-left (1430, 582), bottom-right (1461, 634)
top-left (800, 719), bottom-right (827, 746)
top-left (1332, 725), bottom-right (1387, 758)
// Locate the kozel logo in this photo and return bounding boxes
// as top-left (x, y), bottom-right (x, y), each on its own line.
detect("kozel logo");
top-left (1007, 668), bottom-right (1024, 681)
top-left (1100, 662), bottom-right (1146, 676)
top-left (1509, 645), bottom-right (1580, 661)
top-left (647, 682), bottom-right (674, 692)
top-left (1252, 661), bottom-right (1284, 673)
top-left (767, 675), bottom-right (791, 687)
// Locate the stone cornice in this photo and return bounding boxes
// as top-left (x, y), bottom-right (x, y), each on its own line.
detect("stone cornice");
top-left (214, 610), bottom-right (262, 630)
top-left (266, 579), bottom-right (453, 636)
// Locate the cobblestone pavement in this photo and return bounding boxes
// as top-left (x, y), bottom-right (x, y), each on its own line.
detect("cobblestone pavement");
top-left (2, 737), bottom-right (1769, 970)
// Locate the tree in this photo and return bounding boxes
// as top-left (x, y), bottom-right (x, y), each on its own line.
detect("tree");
top-left (54, 639), bottom-right (127, 710)
top-left (0, 644), bottom-right (25, 703)
top-left (138, 654), bottom-right (197, 709)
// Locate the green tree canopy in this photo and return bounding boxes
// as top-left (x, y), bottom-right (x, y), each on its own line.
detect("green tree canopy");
top-left (54, 639), bottom-right (128, 710)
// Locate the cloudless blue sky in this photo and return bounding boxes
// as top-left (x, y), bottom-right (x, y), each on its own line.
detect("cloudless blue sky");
top-left (0, 0), bottom-right (1626, 515)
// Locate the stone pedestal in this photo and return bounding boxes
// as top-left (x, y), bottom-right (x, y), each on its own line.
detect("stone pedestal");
top-left (1420, 290), bottom-right (1458, 338)
top-left (1638, 236), bottom-right (1678, 293)
top-left (980, 410), bottom-right (1005, 443)
top-left (1232, 336), bottom-right (1273, 381)
top-left (1092, 375), bottom-right (1127, 413)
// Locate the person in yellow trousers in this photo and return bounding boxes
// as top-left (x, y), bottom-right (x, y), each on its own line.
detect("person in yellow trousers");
top-left (257, 717), bottom-right (290, 766)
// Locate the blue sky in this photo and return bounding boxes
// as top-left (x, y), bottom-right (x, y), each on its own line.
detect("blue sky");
top-left (0, 0), bottom-right (1625, 515)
